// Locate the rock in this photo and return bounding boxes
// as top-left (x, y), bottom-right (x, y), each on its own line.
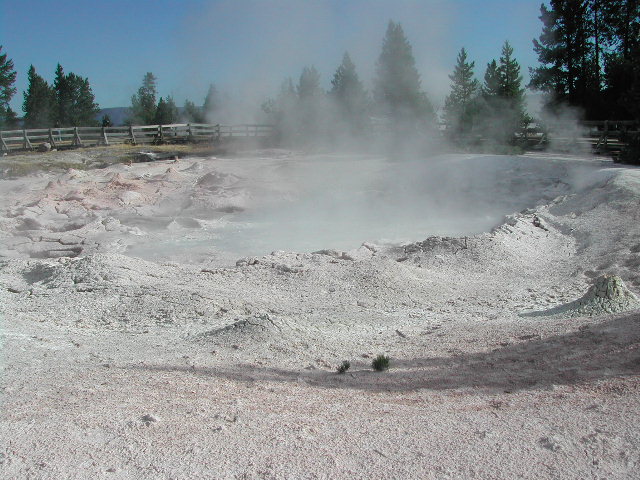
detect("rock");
top-left (141, 414), bottom-right (159, 425)
top-left (136, 152), bottom-right (158, 162)
top-left (532, 215), bottom-right (549, 231)
top-left (539, 436), bottom-right (562, 452)
top-left (313, 249), bottom-right (354, 261)
top-left (236, 257), bottom-right (259, 267)
top-left (38, 142), bottom-right (52, 152)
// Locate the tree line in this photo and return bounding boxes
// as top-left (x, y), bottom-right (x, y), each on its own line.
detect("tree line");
top-left (126, 72), bottom-right (220, 126)
top-left (441, 41), bottom-right (528, 148)
top-left (6, 61), bottom-right (100, 129)
top-left (262, 21), bottom-right (435, 147)
top-left (0, 1), bottom-right (638, 142)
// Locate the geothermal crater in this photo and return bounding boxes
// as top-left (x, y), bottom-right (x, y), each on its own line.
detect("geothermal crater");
top-left (1, 149), bottom-right (640, 479)
top-left (0, 152), bottom-right (610, 264)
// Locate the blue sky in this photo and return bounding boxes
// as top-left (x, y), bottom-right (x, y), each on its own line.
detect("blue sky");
top-left (1, 0), bottom-right (546, 113)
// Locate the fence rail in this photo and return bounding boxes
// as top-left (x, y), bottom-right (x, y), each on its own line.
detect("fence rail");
top-left (1, 120), bottom-right (636, 155)
top-left (0, 123), bottom-right (275, 153)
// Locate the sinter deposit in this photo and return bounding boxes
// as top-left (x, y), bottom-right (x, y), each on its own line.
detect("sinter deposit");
top-left (567, 274), bottom-right (640, 316)
top-left (2, 149), bottom-right (640, 479)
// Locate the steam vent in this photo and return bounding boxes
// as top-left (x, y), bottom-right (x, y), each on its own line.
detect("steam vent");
top-left (571, 274), bottom-right (640, 316)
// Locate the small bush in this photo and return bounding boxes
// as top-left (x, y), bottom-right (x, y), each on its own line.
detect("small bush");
top-left (371, 354), bottom-right (390, 371)
top-left (336, 360), bottom-right (351, 374)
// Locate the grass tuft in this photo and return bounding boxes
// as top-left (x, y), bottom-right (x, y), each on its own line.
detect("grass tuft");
top-left (336, 360), bottom-right (351, 374)
top-left (371, 354), bottom-right (390, 372)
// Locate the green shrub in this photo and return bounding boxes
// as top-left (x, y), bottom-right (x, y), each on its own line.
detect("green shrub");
top-left (371, 354), bottom-right (390, 371)
top-left (336, 360), bottom-right (351, 374)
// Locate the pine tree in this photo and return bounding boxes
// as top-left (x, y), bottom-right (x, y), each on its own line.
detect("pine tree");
top-left (261, 78), bottom-right (298, 142)
top-left (443, 48), bottom-right (479, 135)
top-left (155, 96), bottom-right (179, 124)
top-left (183, 99), bottom-right (205, 123)
top-left (67, 73), bottom-right (100, 126)
top-left (297, 66), bottom-right (322, 99)
top-left (601, 0), bottom-right (640, 119)
top-left (52, 64), bottom-right (70, 126)
top-left (22, 65), bottom-right (54, 128)
top-left (3, 106), bottom-right (19, 128)
top-left (203, 84), bottom-right (219, 118)
top-left (482, 60), bottom-right (501, 98)
top-left (478, 42), bottom-right (528, 144)
top-left (51, 65), bottom-right (100, 126)
top-left (296, 66), bottom-right (324, 139)
top-left (330, 52), bottom-right (369, 132)
top-left (130, 72), bottom-right (157, 124)
top-left (498, 41), bottom-right (526, 126)
top-left (0, 45), bottom-right (18, 128)
top-left (373, 20), bottom-right (434, 124)
top-left (529, 1), bottom-right (601, 117)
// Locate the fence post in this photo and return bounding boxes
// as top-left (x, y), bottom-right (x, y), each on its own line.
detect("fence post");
top-left (187, 123), bottom-right (192, 143)
top-left (72, 127), bottom-right (82, 147)
top-left (101, 126), bottom-right (109, 146)
top-left (129, 125), bottom-right (136, 145)
top-left (23, 129), bottom-right (32, 149)
top-left (603, 120), bottom-right (609, 149)
top-left (48, 128), bottom-right (57, 149)
top-left (1, 131), bottom-right (8, 153)
top-left (216, 124), bottom-right (221, 142)
top-left (158, 125), bottom-right (164, 143)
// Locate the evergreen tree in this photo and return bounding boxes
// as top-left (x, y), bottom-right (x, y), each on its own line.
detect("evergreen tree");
top-left (3, 106), bottom-right (19, 128)
top-left (529, 1), bottom-right (601, 117)
top-left (329, 52), bottom-right (369, 132)
top-left (296, 66), bottom-right (324, 139)
top-left (600, 0), bottom-right (640, 59)
top-left (373, 20), bottom-right (434, 124)
top-left (261, 78), bottom-right (298, 142)
top-left (478, 42), bottom-right (529, 144)
top-left (0, 46), bottom-right (18, 128)
top-left (443, 48), bottom-right (479, 135)
top-left (498, 41), bottom-right (527, 127)
top-left (52, 64), bottom-right (70, 126)
top-left (67, 73), bottom-right (100, 126)
top-left (297, 66), bottom-right (322, 99)
top-left (601, 0), bottom-right (640, 119)
top-left (22, 65), bottom-right (54, 128)
top-left (130, 72), bottom-right (157, 124)
top-left (154, 96), bottom-right (179, 124)
top-left (482, 60), bottom-right (501, 98)
top-left (203, 84), bottom-right (219, 118)
top-left (51, 65), bottom-right (100, 126)
top-left (183, 99), bottom-right (205, 123)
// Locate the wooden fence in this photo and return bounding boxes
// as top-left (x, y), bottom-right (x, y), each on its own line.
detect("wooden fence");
top-left (1, 120), bottom-right (637, 155)
top-left (445, 119), bottom-right (638, 154)
top-left (0, 123), bottom-right (275, 153)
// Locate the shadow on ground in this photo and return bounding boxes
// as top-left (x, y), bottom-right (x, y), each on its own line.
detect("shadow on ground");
top-left (131, 311), bottom-right (640, 393)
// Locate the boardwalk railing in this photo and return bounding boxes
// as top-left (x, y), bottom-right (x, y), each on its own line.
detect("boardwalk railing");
top-left (441, 119), bottom-right (638, 153)
top-left (1, 120), bottom-right (636, 154)
top-left (0, 123), bottom-right (275, 153)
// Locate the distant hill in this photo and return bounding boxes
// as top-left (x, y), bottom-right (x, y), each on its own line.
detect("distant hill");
top-left (96, 107), bottom-right (130, 126)
top-left (96, 106), bottom-right (194, 126)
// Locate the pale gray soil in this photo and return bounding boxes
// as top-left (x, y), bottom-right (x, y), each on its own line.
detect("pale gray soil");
top-left (1, 150), bottom-right (639, 479)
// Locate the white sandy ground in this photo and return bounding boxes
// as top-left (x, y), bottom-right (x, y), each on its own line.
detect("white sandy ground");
top-left (1, 149), bottom-right (640, 479)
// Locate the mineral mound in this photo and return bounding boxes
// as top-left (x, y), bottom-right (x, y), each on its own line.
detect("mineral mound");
top-left (570, 274), bottom-right (640, 316)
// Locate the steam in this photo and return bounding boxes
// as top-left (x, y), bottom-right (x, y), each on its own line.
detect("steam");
top-left (199, 153), bottom-right (601, 259)
top-left (536, 102), bottom-right (592, 155)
